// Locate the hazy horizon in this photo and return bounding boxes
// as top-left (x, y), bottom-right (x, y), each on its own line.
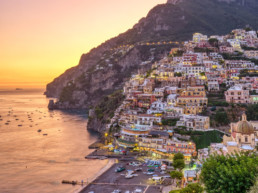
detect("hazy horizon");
top-left (0, 0), bottom-right (166, 88)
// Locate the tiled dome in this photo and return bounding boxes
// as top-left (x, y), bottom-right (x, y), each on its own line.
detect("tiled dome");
top-left (236, 113), bottom-right (254, 134)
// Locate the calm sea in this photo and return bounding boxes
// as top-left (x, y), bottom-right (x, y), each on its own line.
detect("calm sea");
top-left (0, 89), bottom-right (106, 193)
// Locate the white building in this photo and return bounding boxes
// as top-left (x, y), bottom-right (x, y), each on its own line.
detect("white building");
top-left (208, 80), bottom-right (220, 91)
top-left (176, 114), bottom-right (210, 130)
top-left (193, 33), bottom-right (208, 43)
top-left (167, 94), bottom-right (177, 106)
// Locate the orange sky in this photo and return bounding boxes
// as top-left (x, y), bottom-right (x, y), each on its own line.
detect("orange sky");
top-left (0, 0), bottom-right (166, 88)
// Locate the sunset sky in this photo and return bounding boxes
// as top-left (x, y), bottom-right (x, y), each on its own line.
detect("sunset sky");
top-left (0, 0), bottom-right (166, 88)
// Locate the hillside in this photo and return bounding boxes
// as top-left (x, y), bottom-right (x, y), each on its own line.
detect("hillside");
top-left (46, 0), bottom-right (258, 110)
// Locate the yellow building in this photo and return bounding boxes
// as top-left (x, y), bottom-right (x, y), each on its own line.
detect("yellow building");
top-left (177, 96), bottom-right (208, 114)
top-left (176, 86), bottom-right (207, 115)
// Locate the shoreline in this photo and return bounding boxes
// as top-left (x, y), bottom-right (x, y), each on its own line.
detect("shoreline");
top-left (74, 158), bottom-right (116, 193)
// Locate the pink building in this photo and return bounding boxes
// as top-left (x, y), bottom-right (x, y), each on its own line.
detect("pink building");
top-left (219, 46), bottom-right (234, 53)
top-left (225, 85), bottom-right (250, 104)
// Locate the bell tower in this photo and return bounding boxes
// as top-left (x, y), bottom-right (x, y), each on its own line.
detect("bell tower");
top-left (242, 112), bottom-right (247, 121)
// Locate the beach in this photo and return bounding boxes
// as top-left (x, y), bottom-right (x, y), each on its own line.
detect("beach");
top-left (74, 159), bottom-right (116, 193)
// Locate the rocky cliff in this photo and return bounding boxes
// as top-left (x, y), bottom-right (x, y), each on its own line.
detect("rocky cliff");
top-left (46, 44), bottom-right (172, 109)
top-left (46, 0), bottom-right (258, 131)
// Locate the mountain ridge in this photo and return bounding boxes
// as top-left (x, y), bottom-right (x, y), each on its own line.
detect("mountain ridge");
top-left (45, 0), bottom-right (258, 110)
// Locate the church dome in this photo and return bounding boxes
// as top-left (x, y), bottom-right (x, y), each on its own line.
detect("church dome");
top-left (236, 113), bottom-right (254, 134)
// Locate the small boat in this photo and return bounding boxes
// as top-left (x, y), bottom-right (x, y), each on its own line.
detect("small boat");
top-left (18, 125), bottom-right (22, 127)
top-left (37, 129), bottom-right (42, 132)
top-left (43, 133), bottom-right (48, 136)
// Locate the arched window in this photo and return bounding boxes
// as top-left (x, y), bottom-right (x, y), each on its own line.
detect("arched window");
top-left (245, 136), bottom-right (248, 143)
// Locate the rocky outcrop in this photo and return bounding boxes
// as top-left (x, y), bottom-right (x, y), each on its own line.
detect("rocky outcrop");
top-left (46, 44), bottom-right (172, 109)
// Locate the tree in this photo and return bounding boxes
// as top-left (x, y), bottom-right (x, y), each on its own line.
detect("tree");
top-left (199, 72), bottom-right (205, 76)
top-left (162, 118), bottom-right (179, 126)
top-left (200, 152), bottom-right (258, 193)
top-left (170, 170), bottom-right (183, 187)
top-left (181, 183), bottom-right (204, 193)
top-left (214, 111), bottom-right (229, 126)
top-left (246, 104), bottom-right (258, 120)
top-left (173, 159), bottom-right (185, 170)
top-left (208, 38), bottom-right (219, 47)
top-left (245, 27), bottom-right (252, 32)
top-left (174, 72), bottom-right (182, 77)
top-left (170, 171), bottom-right (183, 180)
top-left (248, 177), bottom-right (258, 193)
top-left (169, 190), bottom-right (181, 193)
top-left (173, 152), bottom-right (184, 161)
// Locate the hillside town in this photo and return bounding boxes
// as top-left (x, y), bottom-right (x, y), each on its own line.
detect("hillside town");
top-left (84, 28), bottom-right (258, 193)
top-left (106, 28), bottom-right (258, 154)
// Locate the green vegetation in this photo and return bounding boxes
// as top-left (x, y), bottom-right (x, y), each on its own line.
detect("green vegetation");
top-left (246, 104), bottom-right (258, 120)
top-left (145, 68), bottom-right (156, 78)
top-left (94, 90), bottom-right (125, 122)
top-left (173, 159), bottom-right (185, 170)
top-left (199, 72), bottom-right (205, 76)
top-left (170, 171), bottom-right (183, 181)
top-left (174, 128), bottom-right (223, 150)
top-left (208, 101), bottom-right (229, 107)
top-left (173, 50), bottom-right (184, 57)
top-left (248, 177), bottom-right (258, 193)
top-left (214, 111), bottom-right (230, 126)
top-left (191, 130), bottom-right (223, 150)
top-left (180, 183), bottom-right (204, 193)
top-left (208, 38), bottom-right (219, 47)
top-left (162, 118), bottom-right (179, 126)
top-left (201, 152), bottom-right (258, 193)
top-left (59, 82), bottom-right (77, 103)
top-left (174, 72), bottom-right (182, 77)
top-left (239, 69), bottom-right (258, 78)
top-left (174, 152), bottom-right (184, 160)
top-left (242, 46), bottom-right (258, 51)
top-left (194, 47), bottom-right (214, 53)
top-left (173, 152), bottom-right (185, 170)
top-left (169, 190), bottom-right (181, 193)
top-left (169, 153), bottom-right (185, 189)
top-left (222, 53), bottom-right (258, 65)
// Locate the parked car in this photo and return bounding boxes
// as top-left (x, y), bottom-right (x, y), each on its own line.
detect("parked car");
top-left (135, 168), bottom-right (142, 172)
top-left (112, 190), bottom-right (121, 193)
top-left (115, 167), bottom-right (125, 173)
top-left (125, 174), bottom-right (134, 179)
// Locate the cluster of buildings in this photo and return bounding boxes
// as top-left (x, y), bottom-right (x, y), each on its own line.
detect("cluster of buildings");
top-left (198, 113), bottom-right (258, 162)
top-left (106, 28), bottom-right (258, 161)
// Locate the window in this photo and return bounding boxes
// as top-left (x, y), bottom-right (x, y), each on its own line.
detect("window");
top-left (245, 136), bottom-right (248, 143)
